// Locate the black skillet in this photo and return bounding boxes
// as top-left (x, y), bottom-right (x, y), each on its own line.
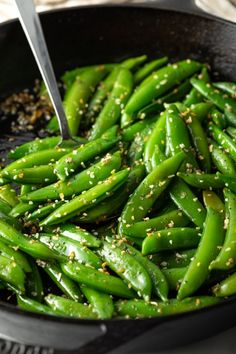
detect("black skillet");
top-left (0, 1), bottom-right (236, 353)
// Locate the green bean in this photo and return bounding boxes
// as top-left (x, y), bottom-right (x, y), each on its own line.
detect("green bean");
top-left (23, 151), bottom-right (121, 202)
top-left (142, 227), bottom-right (200, 255)
top-left (55, 126), bottom-right (118, 180)
top-left (45, 294), bottom-right (97, 319)
top-left (119, 152), bottom-right (186, 235)
top-left (183, 66), bottom-right (210, 107)
top-left (61, 261), bottom-right (135, 298)
top-left (89, 68), bottom-right (133, 139)
top-left (40, 169), bottom-right (129, 226)
top-left (5, 165), bottom-right (57, 185)
top-left (99, 240), bottom-right (152, 300)
top-left (28, 201), bottom-right (63, 221)
top-left (81, 286), bottom-right (114, 319)
top-left (43, 262), bottom-right (83, 302)
top-left (122, 116), bottom-right (157, 142)
top-left (123, 209), bottom-right (189, 239)
top-left (177, 191), bottom-right (225, 300)
top-left (170, 179), bottom-right (206, 228)
top-left (177, 172), bottom-right (224, 189)
top-left (38, 234), bottom-right (101, 268)
top-left (210, 189), bottom-right (236, 270)
top-left (116, 296), bottom-right (220, 318)
top-left (213, 272), bottom-right (236, 297)
top-left (9, 201), bottom-right (37, 218)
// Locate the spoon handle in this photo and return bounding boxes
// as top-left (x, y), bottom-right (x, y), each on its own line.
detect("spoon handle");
top-left (14, 0), bottom-right (71, 140)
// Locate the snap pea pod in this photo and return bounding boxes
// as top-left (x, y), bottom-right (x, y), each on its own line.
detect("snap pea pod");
top-left (226, 126), bottom-right (236, 140)
top-left (150, 144), bottom-right (166, 169)
top-left (134, 57), bottom-right (168, 84)
top-left (124, 60), bottom-right (202, 116)
top-left (177, 191), bottom-right (225, 300)
top-left (128, 123), bottom-right (155, 165)
top-left (163, 267), bottom-right (187, 290)
top-left (27, 201), bottom-right (63, 221)
top-left (10, 201), bottom-right (37, 218)
top-left (170, 179), bottom-right (206, 229)
top-left (0, 211), bottom-right (22, 231)
top-left (213, 272), bottom-right (236, 297)
top-left (45, 224), bottom-right (101, 248)
top-left (210, 189), bottom-right (236, 270)
top-left (20, 184), bottom-right (36, 196)
top-left (152, 248), bottom-right (196, 269)
top-left (209, 139), bottom-right (236, 178)
top-left (0, 239), bottom-right (31, 273)
top-left (142, 228), bottom-right (200, 256)
top-left (45, 294), bottom-right (97, 319)
top-left (17, 295), bottom-right (60, 316)
top-left (177, 172), bottom-right (224, 189)
top-left (216, 173), bottom-right (236, 193)
top-left (77, 164), bottom-right (145, 223)
top-left (61, 261), bottom-right (135, 298)
top-left (115, 296), bottom-right (220, 318)
top-left (0, 255), bottom-right (25, 292)
top-left (143, 111), bottom-right (167, 173)
top-left (181, 105), bottom-right (211, 172)
top-left (38, 234), bottom-right (102, 268)
top-left (122, 116), bottom-right (157, 142)
top-left (0, 220), bottom-right (63, 261)
top-left (213, 82), bottom-right (236, 96)
top-left (123, 209), bottom-right (189, 239)
top-left (55, 126), bottom-right (118, 180)
top-left (191, 78), bottom-right (236, 126)
top-left (208, 107), bottom-right (227, 129)
top-left (43, 262), bottom-right (83, 302)
top-left (183, 66), bottom-right (210, 107)
top-left (0, 185), bottom-right (18, 207)
top-left (8, 136), bottom-right (87, 160)
top-left (5, 165), bottom-right (57, 185)
top-left (81, 286), bottom-right (114, 319)
top-left (176, 102), bottom-right (212, 124)
top-left (0, 198), bottom-right (11, 215)
top-left (61, 63), bottom-right (115, 89)
top-left (98, 240), bottom-right (152, 300)
top-left (138, 78), bottom-right (192, 117)
top-left (50, 66), bottom-right (110, 135)
top-left (0, 148), bottom-right (71, 178)
top-left (89, 68), bottom-right (133, 140)
top-left (119, 152), bottom-right (186, 235)
top-left (25, 258), bottom-right (43, 302)
top-left (166, 104), bottom-right (198, 170)
top-left (86, 56), bottom-right (147, 123)
top-left (41, 169), bottom-right (129, 226)
top-left (118, 241), bottom-right (169, 301)
top-left (209, 124), bottom-right (236, 162)
top-left (23, 151), bottom-right (121, 202)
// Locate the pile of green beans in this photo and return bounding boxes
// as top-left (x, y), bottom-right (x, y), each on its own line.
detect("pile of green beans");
top-left (1, 55), bottom-right (236, 319)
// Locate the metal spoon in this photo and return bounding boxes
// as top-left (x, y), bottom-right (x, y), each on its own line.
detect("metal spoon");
top-left (14, 0), bottom-right (72, 141)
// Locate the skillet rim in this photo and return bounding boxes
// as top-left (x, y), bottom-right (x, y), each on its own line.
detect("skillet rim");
top-left (0, 3), bottom-right (235, 325)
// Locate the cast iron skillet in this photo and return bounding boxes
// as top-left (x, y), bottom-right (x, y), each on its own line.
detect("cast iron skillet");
top-left (0, 1), bottom-right (236, 353)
